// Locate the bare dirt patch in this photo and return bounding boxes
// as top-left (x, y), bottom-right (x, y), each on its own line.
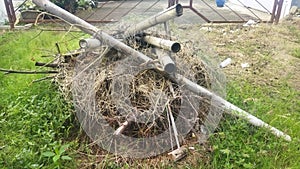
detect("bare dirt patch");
top-left (184, 21), bottom-right (300, 91)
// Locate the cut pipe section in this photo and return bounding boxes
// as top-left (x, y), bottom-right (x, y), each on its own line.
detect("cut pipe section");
top-left (143, 35), bottom-right (181, 53)
top-left (155, 48), bottom-right (176, 74)
top-left (79, 38), bottom-right (102, 49)
top-left (125, 4), bottom-right (183, 36)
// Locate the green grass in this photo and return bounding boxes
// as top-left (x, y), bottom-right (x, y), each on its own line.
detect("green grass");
top-left (287, 25), bottom-right (300, 44)
top-left (0, 29), bottom-right (85, 168)
top-left (208, 81), bottom-right (300, 169)
top-left (1, 28), bottom-right (300, 168)
top-left (288, 25), bottom-right (300, 59)
top-left (291, 48), bottom-right (300, 59)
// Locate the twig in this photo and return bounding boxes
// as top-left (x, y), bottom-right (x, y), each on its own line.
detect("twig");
top-left (72, 47), bottom-right (109, 80)
top-left (167, 103), bottom-right (180, 149)
top-left (0, 68), bottom-right (58, 74)
top-left (38, 28), bottom-right (81, 32)
top-left (40, 55), bottom-right (56, 57)
top-left (114, 121), bottom-right (131, 135)
top-left (40, 50), bottom-right (82, 58)
top-left (35, 62), bottom-right (59, 68)
top-left (28, 30), bottom-right (44, 43)
top-left (55, 42), bottom-right (61, 55)
top-left (32, 75), bottom-right (56, 83)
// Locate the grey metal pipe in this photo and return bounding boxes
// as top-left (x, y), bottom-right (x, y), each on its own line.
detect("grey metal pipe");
top-left (125, 4), bottom-right (183, 36)
top-left (33, 0), bottom-right (152, 63)
top-left (32, 0), bottom-right (291, 142)
top-left (79, 38), bottom-right (102, 49)
top-left (155, 48), bottom-right (176, 74)
top-left (175, 74), bottom-right (291, 142)
top-left (144, 35), bottom-right (181, 53)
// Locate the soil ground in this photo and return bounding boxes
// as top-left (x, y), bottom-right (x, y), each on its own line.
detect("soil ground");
top-left (150, 16), bottom-right (300, 93)
top-left (198, 18), bottom-right (300, 91)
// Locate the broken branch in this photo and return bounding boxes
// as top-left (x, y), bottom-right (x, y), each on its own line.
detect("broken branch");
top-left (0, 68), bottom-right (58, 74)
top-left (35, 62), bottom-right (59, 68)
top-left (32, 75), bottom-right (56, 83)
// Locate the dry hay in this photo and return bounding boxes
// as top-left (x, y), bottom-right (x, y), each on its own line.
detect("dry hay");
top-left (57, 29), bottom-right (226, 159)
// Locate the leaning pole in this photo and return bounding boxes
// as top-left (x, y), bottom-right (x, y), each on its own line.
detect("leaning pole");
top-left (32, 0), bottom-right (291, 142)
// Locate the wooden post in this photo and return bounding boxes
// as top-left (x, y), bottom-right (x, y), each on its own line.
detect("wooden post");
top-left (270, 0), bottom-right (284, 24)
top-left (4, 0), bottom-right (16, 29)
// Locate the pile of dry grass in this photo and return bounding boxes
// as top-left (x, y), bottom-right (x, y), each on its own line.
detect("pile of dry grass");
top-left (56, 28), bottom-right (225, 158)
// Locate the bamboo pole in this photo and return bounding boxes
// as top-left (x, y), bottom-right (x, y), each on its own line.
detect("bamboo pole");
top-left (32, 0), bottom-right (291, 142)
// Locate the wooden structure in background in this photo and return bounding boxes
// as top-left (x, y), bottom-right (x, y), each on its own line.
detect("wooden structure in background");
top-left (4, 0), bottom-right (16, 29)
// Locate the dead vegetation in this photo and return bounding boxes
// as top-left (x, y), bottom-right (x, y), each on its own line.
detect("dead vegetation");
top-left (29, 19), bottom-right (224, 165)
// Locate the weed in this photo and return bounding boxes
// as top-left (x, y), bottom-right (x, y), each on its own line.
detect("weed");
top-left (42, 143), bottom-right (72, 167)
top-left (0, 29), bottom-right (83, 168)
top-left (287, 25), bottom-right (300, 43)
top-left (291, 48), bottom-right (300, 58)
top-left (208, 81), bottom-right (300, 169)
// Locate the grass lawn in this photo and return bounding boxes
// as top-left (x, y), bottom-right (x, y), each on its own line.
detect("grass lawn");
top-left (0, 29), bottom-right (85, 168)
top-left (0, 22), bottom-right (299, 168)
